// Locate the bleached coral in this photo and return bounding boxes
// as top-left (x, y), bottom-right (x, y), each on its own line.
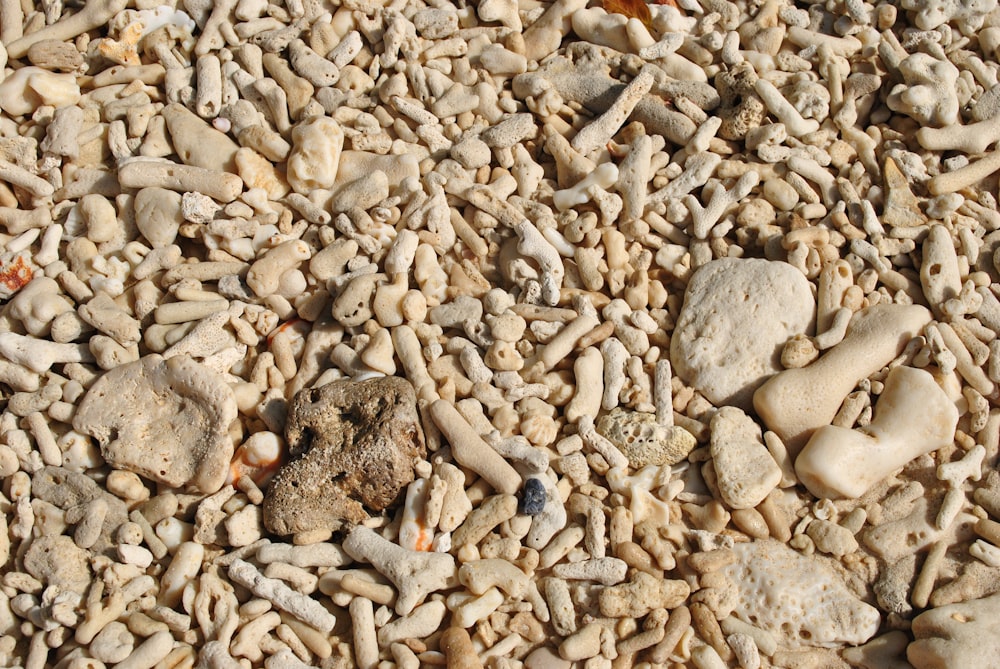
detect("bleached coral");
top-left (901, 0), bottom-right (997, 33)
top-left (887, 53), bottom-right (961, 127)
top-left (722, 540), bottom-right (881, 648)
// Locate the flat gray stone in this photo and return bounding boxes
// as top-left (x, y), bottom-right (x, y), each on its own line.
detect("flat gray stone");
top-left (31, 466), bottom-right (128, 554)
top-left (670, 257), bottom-right (815, 411)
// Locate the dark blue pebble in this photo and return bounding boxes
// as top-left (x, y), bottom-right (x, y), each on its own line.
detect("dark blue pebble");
top-left (520, 477), bottom-right (546, 516)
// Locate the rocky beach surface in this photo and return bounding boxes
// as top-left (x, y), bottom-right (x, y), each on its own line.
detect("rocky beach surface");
top-left (0, 0), bottom-right (999, 667)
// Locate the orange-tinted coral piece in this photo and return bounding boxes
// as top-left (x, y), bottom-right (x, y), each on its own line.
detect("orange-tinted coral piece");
top-left (604, 0), bottom-right (652, 27)
top-left (0, 255), bottom-right (32, 295)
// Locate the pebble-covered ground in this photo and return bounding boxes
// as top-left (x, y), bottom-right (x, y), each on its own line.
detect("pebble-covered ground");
top-left (1, 0), bottom-right (1000, 667)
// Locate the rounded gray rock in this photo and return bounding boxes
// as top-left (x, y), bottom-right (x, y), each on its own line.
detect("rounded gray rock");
top-left (670, 257), bottom-right (815, 411)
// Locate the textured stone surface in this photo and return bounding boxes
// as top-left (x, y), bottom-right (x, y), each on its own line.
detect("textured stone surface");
top-left (671, 257), bottom-right (815, 411)
top-left (722, 539), bottom-right (881, 648)
top-left (596, 409), bottom-right (696, 468)
top-left (23, 535), bottom-right (92, 595)
top-left (73, 355), bottom-right (238, 494)
top-left (710, 407), bottom-right (782, 509)
top-left (31, 466), bottom-right (128, 554)
top-left (264, 377), bottom-right (426, 536)
top-left (908, 592), bottom-right (1000, 669)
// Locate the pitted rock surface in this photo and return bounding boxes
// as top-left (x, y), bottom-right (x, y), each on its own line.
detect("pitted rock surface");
top-left (23, 535), bottom-right (92, 595)
top-left (710, 406), bottom-right (782, 509)
top-left (73, 354), bottom-right (238, 494)
top-left (670, 257), bottom-right (815, 411)
top-left (596, 408), bottom-right (697, 468)
top-left (263, 376), bottom-right (426, 536)
top-left (722, 539), bottom-right (881, 648)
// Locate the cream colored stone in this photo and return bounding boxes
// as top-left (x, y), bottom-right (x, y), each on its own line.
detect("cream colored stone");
top-left (286, 116), bottom-right (345, 194)
top-left (672, 258), bottom-right (815, 411)
top-left (795, 366), bottom-right (958, 499)
top-left (909, 593), bottom-right (1000, 669)
top-left (596, 408), bottom-right (696, 468)
top-left (754, 304), bottom-right (932, 453)
top-left (710, 407), bottom-right (782, 509)
top-left (722, 539), bottom-right (880, 648)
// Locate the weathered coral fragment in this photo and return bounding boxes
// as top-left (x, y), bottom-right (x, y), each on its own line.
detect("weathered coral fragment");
top-left (264, 377), bottom-right (426, 536)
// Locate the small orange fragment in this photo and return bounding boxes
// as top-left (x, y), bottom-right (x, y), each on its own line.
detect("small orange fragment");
top-left (0, 254), bottom-right (33, 296)
top-left (604, 0), bottom-right (653, 27)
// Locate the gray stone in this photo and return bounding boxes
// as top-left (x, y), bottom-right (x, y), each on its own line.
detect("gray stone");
top-left (73, 354), bottom-right (238, 494)
top-left (263, 377), bottom-right (426, 536)
top-left (972, 84), bottom-right (1000, 122)
top-left (31, 466), bottom-right (128, 554)
top-left (24, 535), bottom-right (92, 595)
top-left (670, 257), bottom-right (815, 411)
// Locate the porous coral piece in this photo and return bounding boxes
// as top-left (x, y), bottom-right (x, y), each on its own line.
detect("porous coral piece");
top-left (908, 592), bottom-right (1000, 669)
top-left (901, 0), bottom-right (997, 32)
top-left (73, 354), bottom-right (238, 494)
top-left (598, 570), bottom-right (690, 618)
top-left (263, 377), bottom-right (426, 535)
top-left (343, 525), bottom-right (458, 616)
top-left (710, 407), bottom-right (782, 509)
top-left (721, 540), bottom-right (881, 648)
top-left (286, 116), bottom-right (345, 194)
top-left (886, 53), bottom-right (960, 127)
top-left (596, 408), bottom-right (696, 467)
top-left (715, 63), bottom-right (767, 140)
top-left (31, 466), bottom-right (128, 547)
top-left (23, 535), bottom-right (92, 595)
top-left (671, 257), bottom-right (815, 411)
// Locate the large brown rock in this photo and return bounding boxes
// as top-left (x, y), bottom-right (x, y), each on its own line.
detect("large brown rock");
top-left (263, 377), bottom-right (426, 536)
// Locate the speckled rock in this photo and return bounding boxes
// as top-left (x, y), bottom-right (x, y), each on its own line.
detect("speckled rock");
top-left (23, 535), bottom-right (92, 595)
top-left (73, 355), bottom-right (238, 494)
top-left (716, 63), bottom-right (768, 140)
top-left (721, 539), bottom-right (881, 648)
top-left (909, 592), bottom-right (1000, 669)
top-left (31, 466), bottom-right (128, 554)
top-left (596, 408), bottom-right (697, 468)
top-left (264, 377), bottom-right (426, 536)
top-left (670, 257), bottom-right (815, 411)
top-left (710, 407), bottom-right (782, 509)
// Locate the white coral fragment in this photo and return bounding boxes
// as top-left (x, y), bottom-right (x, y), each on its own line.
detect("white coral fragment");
top-left (886, 53), bottom-right (960, 127)
top-left (901, 0), bottom-right (996, 32)
top-left (286, 117), bottom-right (345, 194)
